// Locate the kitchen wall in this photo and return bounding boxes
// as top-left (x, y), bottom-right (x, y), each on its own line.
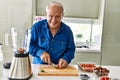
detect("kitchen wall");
top-left (71, 0), bottom-right (120, 66)
top-left (0, 0), bottom-right (33, 62)
top-left (0, 0), bottom-right (120, 66)
top-left (101, 0), bottom-right (120, 65)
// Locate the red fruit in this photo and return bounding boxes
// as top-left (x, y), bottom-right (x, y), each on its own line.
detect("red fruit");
top-left (100, 76), bottom-right (110, 80)
top-left (57, 64), bottom-right (60, 69)
top-left (100, 77), bottom-right (105, 80)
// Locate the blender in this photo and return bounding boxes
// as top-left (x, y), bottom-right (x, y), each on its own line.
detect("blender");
top-left (8, 28), bottom-right (32, 80)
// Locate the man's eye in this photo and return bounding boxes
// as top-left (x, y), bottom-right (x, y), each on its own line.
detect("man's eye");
top-left (49, 16), bottom-right (53, 18)
top-left (56, 16), bottom-right (60, 18)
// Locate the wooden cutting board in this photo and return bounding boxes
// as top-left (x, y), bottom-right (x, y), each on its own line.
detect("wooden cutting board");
top-left (38, 65), bottom-right (79, 76)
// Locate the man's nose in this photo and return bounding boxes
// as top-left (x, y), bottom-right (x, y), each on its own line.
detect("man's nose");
top-left (51, 17), bottom-right (57, 22)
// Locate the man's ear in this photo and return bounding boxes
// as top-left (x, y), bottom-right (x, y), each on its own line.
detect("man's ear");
top-left (61, 13), bottom-right (64, 19)
top-left (62, 12), bottom-right (64, 16)
top-left (45, 11), bottom-right (47, 16)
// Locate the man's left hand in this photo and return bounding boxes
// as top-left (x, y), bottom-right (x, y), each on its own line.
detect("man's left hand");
top-left (58, 59), bottom-right (68, 68)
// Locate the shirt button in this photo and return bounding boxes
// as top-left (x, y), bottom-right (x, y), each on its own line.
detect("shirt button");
top-left (50, 48), bottom-right (53, 50)
top-left (42, 38), bottom-right (44, 41)
top-left (52, 39), bottom-right (54, 41)
top-left (61, 42), bottom-right (64, 44)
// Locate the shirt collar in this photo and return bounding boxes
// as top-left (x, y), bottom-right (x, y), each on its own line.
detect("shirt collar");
top-left (43, 19), bottom-right (48, 28)
top-left (58, 22), bottom-right (63, 32)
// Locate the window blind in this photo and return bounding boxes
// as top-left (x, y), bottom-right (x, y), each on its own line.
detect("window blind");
top-left (36, 0), bottom-right (100, 19)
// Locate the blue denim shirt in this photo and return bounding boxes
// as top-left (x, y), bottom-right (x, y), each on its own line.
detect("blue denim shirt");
top-left (29, 19), bottom-right (75, 64)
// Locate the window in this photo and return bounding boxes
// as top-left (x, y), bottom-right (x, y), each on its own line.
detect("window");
top-left (63, 17), bottom-right (102, 52)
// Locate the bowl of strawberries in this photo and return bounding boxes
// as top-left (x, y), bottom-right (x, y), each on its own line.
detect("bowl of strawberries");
top-left (78, 62), bottom-right (96, 72)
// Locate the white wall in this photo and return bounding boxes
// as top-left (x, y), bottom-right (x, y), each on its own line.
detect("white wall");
top-left (101, 0), bottom-right (120, 65)
top-left (0, 0), bottom-right (33, 62)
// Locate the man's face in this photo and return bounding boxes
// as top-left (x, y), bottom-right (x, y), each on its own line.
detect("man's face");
top-left (46, 5), bottom-right (63, 29)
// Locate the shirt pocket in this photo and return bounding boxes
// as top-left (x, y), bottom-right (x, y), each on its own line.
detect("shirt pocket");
top-left (38, 37), bottom-right (49, 49)
top-left (55, 40), bottom-right (67, 51)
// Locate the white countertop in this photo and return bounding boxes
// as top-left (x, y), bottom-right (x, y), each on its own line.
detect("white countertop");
top-left (1, 64), bottom-right (120, 80)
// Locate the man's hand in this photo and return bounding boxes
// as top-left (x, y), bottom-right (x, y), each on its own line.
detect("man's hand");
top-left (58, 59), bottom-right (68, 68)
top-left (40, 52), bottom-right (51, 65)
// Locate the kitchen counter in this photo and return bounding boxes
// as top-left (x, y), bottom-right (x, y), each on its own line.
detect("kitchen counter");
top-left (1, 64), bottom-right (120, 80)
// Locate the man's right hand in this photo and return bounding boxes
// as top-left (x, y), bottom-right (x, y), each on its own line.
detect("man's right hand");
top-left (40, 52), bottom-right (51, 65)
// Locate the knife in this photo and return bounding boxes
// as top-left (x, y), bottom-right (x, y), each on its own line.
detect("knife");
top-left (49, 62), bottom-right (56, 66)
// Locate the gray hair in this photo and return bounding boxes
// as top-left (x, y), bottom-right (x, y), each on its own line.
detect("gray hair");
top-left (45, 1), bottom-right (64, 14)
